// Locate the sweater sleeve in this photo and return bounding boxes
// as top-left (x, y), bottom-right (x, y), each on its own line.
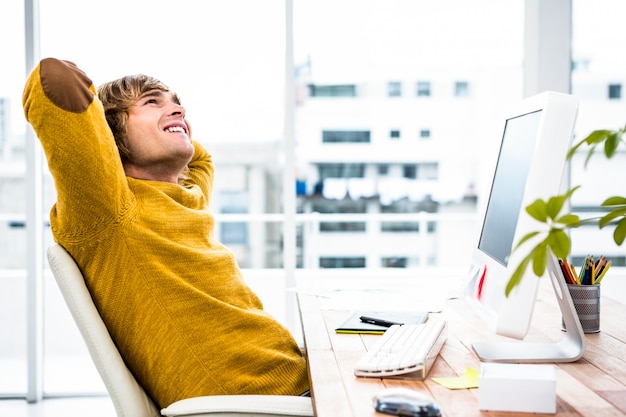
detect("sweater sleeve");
top-left (22, 58), bottom-right (133, 240)
top-left (185, 140), bottom-right (214, 207)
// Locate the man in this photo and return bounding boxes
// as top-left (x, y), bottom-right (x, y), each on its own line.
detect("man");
top-left (23, 58), bottom-right (310, 408)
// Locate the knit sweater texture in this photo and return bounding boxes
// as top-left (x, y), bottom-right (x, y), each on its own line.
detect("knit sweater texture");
top-left (22, 58), bottom-right (310, 408)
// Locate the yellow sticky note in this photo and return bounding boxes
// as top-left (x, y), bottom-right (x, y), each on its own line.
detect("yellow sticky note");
top-left (432, 367), bottom-right (479, 389)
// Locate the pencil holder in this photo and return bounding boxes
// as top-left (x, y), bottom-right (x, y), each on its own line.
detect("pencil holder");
top-left (563, 284), bottom-right (601, 334)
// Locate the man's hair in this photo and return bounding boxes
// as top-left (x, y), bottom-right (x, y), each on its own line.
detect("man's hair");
top-left (97, 75), bottom-right (179, 164)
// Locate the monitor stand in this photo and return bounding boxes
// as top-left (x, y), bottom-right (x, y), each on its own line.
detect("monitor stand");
top-left (472, 255), bottom-right (586, 363)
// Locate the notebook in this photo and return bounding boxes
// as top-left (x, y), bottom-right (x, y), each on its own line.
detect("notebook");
top-left (335, 311), bottom-right (429, 334)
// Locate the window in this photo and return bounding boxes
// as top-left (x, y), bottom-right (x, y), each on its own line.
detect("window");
top-left (322, 130), bottom-right (370, 143)
top-left (308, 84), bottom-right (356, 97)
top-left (380, 220), bottom-right (437, 234)
top-left (403, 164), bottom-right (417, 179)
top-left (608, 83), bottom-right (622, 99)
top-left (381, 257), bottom-right (408, 268)
top-left (380, 199), bottom-right (439, 232)
top-left (388, 81), bottom-right (402, 97)
top-left (221, 223), bottom-right (248, 245)
top-left (389, 130), bottom-right (401, 139)
top-left (416, 81), bottom-right (431, 97)
top-left (219, 191), bottom-right (248, 245)
top-left (17, 0), bottom-right (290, 399)
top-left (4, 0), bottom-right (578, 402)
top-left (382, 221), bottom-right (420, 232)
top-left (420, 162), bottom-right (439, 180)
top-left (454, 81), bottom-right (470, 97)
top-left (572, 59), bottom-right (590, 72)
top-left (312, 198), bottom-right (367, 232)
top-left (419, 129), bottom-right (431, 139)
top-left (319, 257), bottom-right (366, 268)
top-left (320, 221), bottom-right (366, 232)
top-left (318, 163), bottom-right (365, 179)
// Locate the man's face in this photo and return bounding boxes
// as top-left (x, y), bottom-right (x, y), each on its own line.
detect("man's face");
top-left (124, 89), bottom-right (194, 179)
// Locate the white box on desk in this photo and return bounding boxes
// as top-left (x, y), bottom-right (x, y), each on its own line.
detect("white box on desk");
top-left (479, 363), bottom-right (556, 414)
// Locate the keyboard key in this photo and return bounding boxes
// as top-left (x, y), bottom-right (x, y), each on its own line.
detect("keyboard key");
top-left (354, 316), bottom-right (447, 379)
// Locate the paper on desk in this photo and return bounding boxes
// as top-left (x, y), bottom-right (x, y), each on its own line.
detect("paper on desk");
top-left (432, 367), bottom-right (479, 389)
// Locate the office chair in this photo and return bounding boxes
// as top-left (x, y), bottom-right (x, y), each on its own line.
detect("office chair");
top-left (47, 243), bottom-right (314, 417)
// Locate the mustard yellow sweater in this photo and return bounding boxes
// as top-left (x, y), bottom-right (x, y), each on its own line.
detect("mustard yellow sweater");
top-left (23, 58), bottom-right (309, 408)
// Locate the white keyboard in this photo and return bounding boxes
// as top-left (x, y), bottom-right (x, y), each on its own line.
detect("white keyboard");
top-left (354, 316), bottom-right (447, 379)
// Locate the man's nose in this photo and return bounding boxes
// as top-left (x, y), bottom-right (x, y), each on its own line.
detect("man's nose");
top-left (170, 103), bottom-right (186, 117)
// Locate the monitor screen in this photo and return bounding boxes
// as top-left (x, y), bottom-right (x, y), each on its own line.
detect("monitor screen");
top-left (479, 110), bottom-right (542, 266)
top-left (465, 91), bottom-right (582, 363)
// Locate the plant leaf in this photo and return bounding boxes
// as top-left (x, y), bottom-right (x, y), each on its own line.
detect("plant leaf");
top-left (525, 199), bottom-right (548, 222)
top-left (602, 196), bottom-right (626, 207)
top-left (547, 186), bottom-right (580, 219)
top-left (555, 213), bottom-right (580, 227)
top-left (546, 229), bottom-right (571, 259)
top-left (568, 129), bottom-right (618, 167)
top-left (584, 129), bottom-right (612, 145)
top-left (565, 146), bottom-right (577, 161)
top-left (546, 194), bottom-right (568, 219)
top-left (604, 131), bottom-right (621, 158)
top-left (512, 231), bottom-right (541, 251)
top-left (563, 185), bottom-right (581, 199)
top-left (613, 217), bottom-right (626, 245)
top-left (531, 242), bottom-right (549, 276)
top-left (583, 146), bottom-right (597, 168)
top-left (567, 130), bottom-right (610, 161)
top-left (599, 208), bottom-right (626, 228)
top-left (506, 255), bottom-right (531, 296)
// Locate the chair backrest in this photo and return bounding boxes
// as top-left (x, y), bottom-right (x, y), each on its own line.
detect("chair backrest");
top-left (47, 244), bottom-right (160, 417)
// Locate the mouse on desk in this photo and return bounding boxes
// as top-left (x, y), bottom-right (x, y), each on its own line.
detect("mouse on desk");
top-left (373, 387), bottom-right (442, 417)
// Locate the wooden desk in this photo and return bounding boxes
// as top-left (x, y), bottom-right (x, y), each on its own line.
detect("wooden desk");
top-left (296, 276), bottom-right (626, 416)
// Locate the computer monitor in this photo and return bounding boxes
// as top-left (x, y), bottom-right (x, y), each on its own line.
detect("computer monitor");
top-left (464, 91), bottom-right (586, 363)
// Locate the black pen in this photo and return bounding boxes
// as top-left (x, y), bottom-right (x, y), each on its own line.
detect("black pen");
top-left (359, 316), bottom-right (404, 327)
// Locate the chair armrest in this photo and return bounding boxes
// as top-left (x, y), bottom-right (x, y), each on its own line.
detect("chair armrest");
top-left (161, 395), bottom-right (313, 417)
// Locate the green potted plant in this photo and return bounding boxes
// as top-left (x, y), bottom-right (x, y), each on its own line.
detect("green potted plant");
top-left (506, 126), bottom-right (626, 295)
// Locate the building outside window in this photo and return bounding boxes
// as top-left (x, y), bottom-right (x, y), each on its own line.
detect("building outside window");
top-left (454, 81), bottom-right (470, 97)
top-left (322, 130), bottom-right (370, 143)
top-left (403, 164), bottom-right (418, 179)
top-left (419, 163), bottom-right (439, 180)
top-left (388, 81), bottom-right (402, 97)
top-left (608, 83), bottom-right (622, 99)
top-left (308, 84), bottom-right (356, 97)
top-left (312, 199), bottom-right (367, 232)
top-left (219, 191), bottom-right (248, 245)
top-left (318, 163), bottom-right (366, 179)
top-left (416, 81), bottom-right (431, 97)
top-left (319, 257), bottom-right (365, 268)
